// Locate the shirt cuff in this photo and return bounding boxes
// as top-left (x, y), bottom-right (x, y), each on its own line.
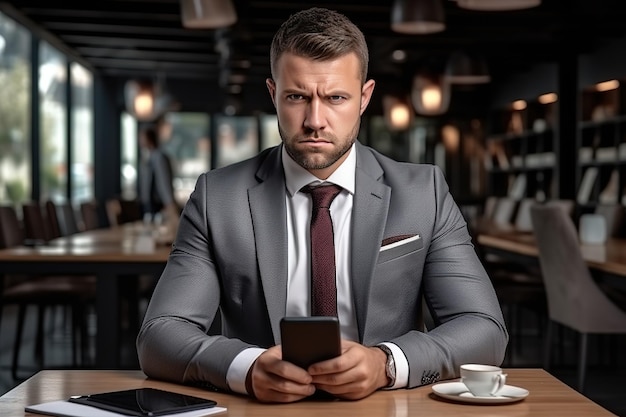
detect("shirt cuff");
top-left (225, 347), bottom-right (266, 395)
top-left (380, 342), bottom-right (408, 390)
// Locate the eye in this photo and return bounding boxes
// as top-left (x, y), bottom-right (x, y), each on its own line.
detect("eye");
top-left (329, 95), bottom-right (346, 103)
top-left (286, 94), bottom-right (306, 102)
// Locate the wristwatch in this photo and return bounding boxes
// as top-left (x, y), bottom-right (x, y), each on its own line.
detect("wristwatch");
top-left (377, 344), bottom-right (396, 387)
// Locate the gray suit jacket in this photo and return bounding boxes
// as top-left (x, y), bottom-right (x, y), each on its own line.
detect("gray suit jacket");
top-left (137, 141), bottom-right (508, 392)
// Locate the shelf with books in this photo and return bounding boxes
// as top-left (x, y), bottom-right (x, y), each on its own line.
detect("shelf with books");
top-left (577, 80), bottom-right (626, 209)
top-left (485, 99), bottom-right (557, 201)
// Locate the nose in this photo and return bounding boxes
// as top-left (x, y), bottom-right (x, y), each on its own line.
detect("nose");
top-left (304, 98), bottom-right (326, 131)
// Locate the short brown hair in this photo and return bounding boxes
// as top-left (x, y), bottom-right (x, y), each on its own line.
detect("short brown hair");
top-left (269, 7), bottom-right (369, 84)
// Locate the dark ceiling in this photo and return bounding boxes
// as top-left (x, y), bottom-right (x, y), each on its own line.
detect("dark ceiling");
top-left (2, 0), bottom-right (626, 112)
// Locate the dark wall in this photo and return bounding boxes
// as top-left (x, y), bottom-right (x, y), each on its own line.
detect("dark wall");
top-left (580, 33), bottom-right (626, 86)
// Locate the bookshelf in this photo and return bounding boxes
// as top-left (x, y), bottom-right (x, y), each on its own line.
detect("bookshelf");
top-left (577, 80), bottom-right (626, 211)
top-left (485, 99), bottom-right (558, 202)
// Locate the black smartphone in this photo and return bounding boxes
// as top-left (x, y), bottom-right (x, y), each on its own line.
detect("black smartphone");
top-left (68, 388), bottom-right (217, 416)
top-left (280, 316), bottom-right (341, 369)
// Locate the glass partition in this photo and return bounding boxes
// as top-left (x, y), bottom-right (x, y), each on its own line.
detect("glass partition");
top-left (120, 112), bottom-right (138, 200)
top-left (160, 112), bottom-right (211, 207)
top-left (214, 115), bottom-right (258, 168)
top-left (260, 114), bottom-right (281, 150)
top-left (39, 41), bottom-right (67, 203)
top-left (70, 62), bottom-right (94, 204)
top-left (0, 12), bottom-right (31, 205)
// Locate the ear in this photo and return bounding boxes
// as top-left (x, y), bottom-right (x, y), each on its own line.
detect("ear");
top-left (266, 78), bottom-right (277, 108)
top-left (359, 79), bottom-right (376, 115)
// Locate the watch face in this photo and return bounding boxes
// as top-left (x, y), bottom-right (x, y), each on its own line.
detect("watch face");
top-left (386, 355), bottom-right (396, 377)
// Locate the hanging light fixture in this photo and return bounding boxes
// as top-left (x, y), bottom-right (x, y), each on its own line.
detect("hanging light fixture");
top-left (383, 95), bottom-right (413, 131)
top-left (124, 80), bottom-right (155, 121)
top-left (180, 0), bottom-right (237, 29)
top-left (444, 50), bottom-right (491, 84)
top-left (391, 0), bottom-right (445, 35)
top-left (411, 71), bottom-right (451, 116)
top-left (455, 0), bottom-right (541, 11)
top-left (124, 75), bottom-right (176, 122)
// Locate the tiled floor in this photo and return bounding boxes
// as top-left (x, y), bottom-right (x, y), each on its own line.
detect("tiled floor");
top-left (1, 303), bottom-right (625, 416)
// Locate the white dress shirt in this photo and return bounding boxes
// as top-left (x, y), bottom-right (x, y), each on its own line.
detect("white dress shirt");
top-left (282, 144), bottom-right (359, 340)
top-left (226, 143), bottom-right (408, 393)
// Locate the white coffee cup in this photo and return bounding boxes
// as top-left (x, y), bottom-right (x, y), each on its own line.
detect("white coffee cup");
top-left (460, 364), bottom-right (507, 397)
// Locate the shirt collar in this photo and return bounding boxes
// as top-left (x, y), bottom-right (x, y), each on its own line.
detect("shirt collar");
top-left (282, 143), bottom-right (356, 197)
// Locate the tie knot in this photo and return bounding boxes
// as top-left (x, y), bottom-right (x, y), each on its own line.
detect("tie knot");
top-left (303, 184), bottom-right (342, 209)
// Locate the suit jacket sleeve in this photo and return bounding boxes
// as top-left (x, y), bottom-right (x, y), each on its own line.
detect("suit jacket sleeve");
top-left (136, 172), bottom-right (255, 392)
top-left (388, 166), bottom-right (509, 387)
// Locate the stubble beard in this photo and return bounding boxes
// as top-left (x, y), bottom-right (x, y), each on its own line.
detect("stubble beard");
top-left (279, 121), bottom-right (360, 171)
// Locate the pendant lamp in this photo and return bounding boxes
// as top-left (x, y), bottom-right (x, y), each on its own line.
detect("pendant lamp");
top-left (444, 50), bottom-right (491, 84)
top-left (124, 80), bottom-right (155, 121)
top-left (411, 72), bottom-right (451, 116)
top-left (391, 0), bottom-right (445, 34)
top-left (383, 95), bottom-right (413, 131)
top-left (180, 0), bottom-right (237, 29)
top-left (455, 0), bottom-right (541, 11)
top-left (124, 76), bottom-right (175, 122)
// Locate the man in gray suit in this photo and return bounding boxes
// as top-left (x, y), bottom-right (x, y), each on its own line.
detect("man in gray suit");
top-left (137, 7), bottom-right (508, 403)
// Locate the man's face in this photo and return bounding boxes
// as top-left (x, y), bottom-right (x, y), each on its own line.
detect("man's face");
top-left (266, 52), bottom-right (375, 179)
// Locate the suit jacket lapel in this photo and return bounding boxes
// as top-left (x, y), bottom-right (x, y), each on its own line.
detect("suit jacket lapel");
top-left (249, 147), bottom-right (288, 343)
top-left (352, 143), bottom-right (391, 340)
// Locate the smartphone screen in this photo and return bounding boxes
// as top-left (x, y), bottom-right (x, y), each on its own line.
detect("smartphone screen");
top-left (68, 388), bottom-right (217, 416)
top-left (280, 316), bottom-right (341, 369)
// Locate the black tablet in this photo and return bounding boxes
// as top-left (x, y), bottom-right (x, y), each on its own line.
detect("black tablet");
top-left (280, 316), bottom-right (341, 369)
top-left (68, 388), bottom-right (217, 416)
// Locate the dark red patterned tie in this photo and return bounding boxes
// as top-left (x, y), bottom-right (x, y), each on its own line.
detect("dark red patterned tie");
top-left (302, 184), bottom-right (343, 317)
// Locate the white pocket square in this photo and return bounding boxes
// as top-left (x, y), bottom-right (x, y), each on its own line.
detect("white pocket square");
top-left (380, 234), bottom-right (421, 252)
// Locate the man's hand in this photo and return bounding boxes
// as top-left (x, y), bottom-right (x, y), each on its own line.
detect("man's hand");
top-left (307, 340), bottom-right (389, 400)
top-left (247, 345), bottom-right (316, 403)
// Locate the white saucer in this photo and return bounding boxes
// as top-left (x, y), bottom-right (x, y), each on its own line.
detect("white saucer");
top-left (432, 381), bottom-right (529, 404)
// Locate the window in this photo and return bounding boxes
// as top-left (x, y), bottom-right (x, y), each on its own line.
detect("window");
top-left (160, 112), bottom-right (211, 206)
top-left (0, 12), bottom-right (31, 205)
top-left (39, 41), bottom-right (67, 202)
top-left (70, 62), bottom-right (94, 204)
top-left (120, 112), bottom-right (138, 200)
top-left (260, 114), bottom-right (281, 150)
top-left (215, 115), bottom-right (258, 168)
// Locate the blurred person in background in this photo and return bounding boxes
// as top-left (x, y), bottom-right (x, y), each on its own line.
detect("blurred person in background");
top-left (138, 125), bottom-right (179, 232)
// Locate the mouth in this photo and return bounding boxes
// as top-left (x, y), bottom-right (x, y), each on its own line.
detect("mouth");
top-left (299, 139), bottom-right (332, 151)
top-left (300, 137), bottom-right (331, 144)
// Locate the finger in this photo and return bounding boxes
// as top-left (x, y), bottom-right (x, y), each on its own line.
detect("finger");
top-left (250, 352), bottom-right (316, 402)
top-left (253, 373), bottom-right (316, 403)
top-left (314, 378), bottom-right (377, 400)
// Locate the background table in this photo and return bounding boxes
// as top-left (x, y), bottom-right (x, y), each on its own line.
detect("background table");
top-left (0, 369), bottom-right (618, 417)
top-left (477, 231), bottom-right (626, 292)
top-left (0, 225), bottom-right (171, 368)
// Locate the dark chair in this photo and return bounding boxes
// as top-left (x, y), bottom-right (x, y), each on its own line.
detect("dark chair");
top-left (531, 202), bottom-right (626, 393)
top-left (106, 198), bottom-right (143, 227)
top-left (0, 205), bottom-right (95, 379)
top-left (22, 202), bottom-right (53, 245)
top-left (44, 200), bottom-right (62, 239)
top-left (57, 203), bottom-right (80, 236)
top-left (79, 200), bottom-right (100, 231)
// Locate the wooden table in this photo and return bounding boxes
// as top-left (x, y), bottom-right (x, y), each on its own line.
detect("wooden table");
top-left (477, 230), bottom-right (626, 291)
top-left (0, 369), bottom-right (618, 417)
top-left (0, 224), bottom-right (171, 368)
